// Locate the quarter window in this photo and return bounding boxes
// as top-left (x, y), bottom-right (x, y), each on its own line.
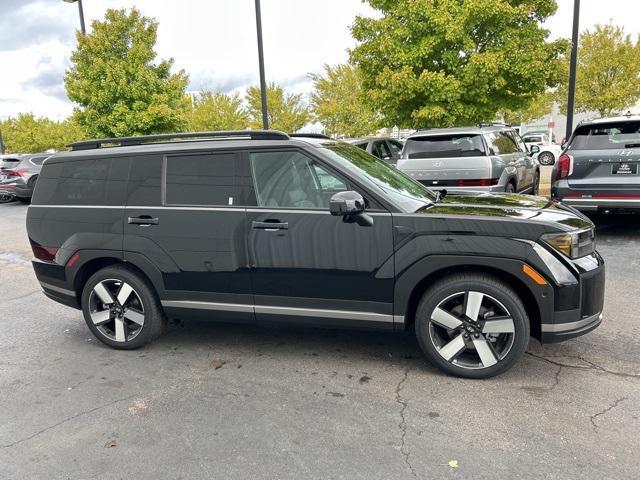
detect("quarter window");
top-left (250, 151), bottom-right (348, 209)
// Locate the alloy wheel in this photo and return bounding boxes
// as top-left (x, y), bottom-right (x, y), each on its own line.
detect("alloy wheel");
top-left (428, 291), bottom-right (515, 370)
top-left (539, 152), bottom-right (554, 165)
top-left (88, 279), bottom-right (145, 342)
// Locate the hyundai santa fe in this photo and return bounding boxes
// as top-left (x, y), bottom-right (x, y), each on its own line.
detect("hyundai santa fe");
top-left (26, 130), bottom-right (605, 378)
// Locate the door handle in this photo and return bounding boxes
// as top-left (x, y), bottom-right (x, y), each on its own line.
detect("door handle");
top-left (252, 221), bottom-right (288, 230)
top-left (128, 216), bottom-right (159, 226)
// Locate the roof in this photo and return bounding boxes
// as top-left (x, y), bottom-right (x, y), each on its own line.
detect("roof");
top-left (345, 136), bottom-right (395, 144)
top-left (578, 114), bottom-right (640, 126)
top-left (407, 124), bottom-right (513, 138)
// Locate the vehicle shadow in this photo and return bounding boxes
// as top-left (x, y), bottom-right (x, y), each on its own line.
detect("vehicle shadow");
top-left (587, 213), bottom-right (640, 239)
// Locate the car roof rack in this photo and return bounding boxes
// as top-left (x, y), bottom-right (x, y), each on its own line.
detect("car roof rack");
top-left (478, 122), bottom-right (511, 128)
top-left (288, 133), bottom-right (331, 139)
top-left (68, 130), bottom-right (290, 151)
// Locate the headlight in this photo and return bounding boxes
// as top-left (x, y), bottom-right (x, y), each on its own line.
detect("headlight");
top-left (541, 228), bottom-right (595, 259)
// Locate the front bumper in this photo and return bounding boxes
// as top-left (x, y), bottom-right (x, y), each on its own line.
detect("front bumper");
top-left (532, 247), bottom-right (605, 343)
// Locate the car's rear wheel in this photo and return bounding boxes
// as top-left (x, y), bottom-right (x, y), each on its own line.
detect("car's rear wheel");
top-left (415, 273), bottom-right (530, 378)
top-left (0, 193), bottom-right (14, 203)
top-left (81, 265), bottom-right (166, 349)
top-left (505, 182), bottom-right (516, 193)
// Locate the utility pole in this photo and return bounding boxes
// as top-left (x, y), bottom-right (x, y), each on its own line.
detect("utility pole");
top-left (565, 0), bottom-right (580, 141)
top-left (254, 0), bottom-right (269, 130)
top-left (63, 0), bottom-right (86, 35)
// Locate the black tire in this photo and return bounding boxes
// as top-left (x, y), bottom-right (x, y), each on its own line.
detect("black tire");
top-left (538, 152), bottom-right (554, 166)
top-left (27, 175), bottom-right (38, 188)
top-left (505, 182), bottom-right (516, 193)
top-left (0, 194), bottom-right (14, 203)
top-left (415, 272), bottom-right (530, 379)
top-left (16, 197), bottom-right (31, 203)
top-left (531, 170), bottom-right (540, 196)
top-left (81, 264), bottom-right (166, 349)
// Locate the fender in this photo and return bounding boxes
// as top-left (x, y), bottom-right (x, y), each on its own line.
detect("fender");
top-left (393, 254), bottom-right (555, 336)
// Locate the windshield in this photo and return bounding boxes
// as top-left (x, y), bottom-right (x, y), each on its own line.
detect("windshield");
top-left (404, 134), bottom-right (486, 159)
top-left (570, 121), bottom-right (640, 150)
top-left (320, 143), bottom-right (436, 212)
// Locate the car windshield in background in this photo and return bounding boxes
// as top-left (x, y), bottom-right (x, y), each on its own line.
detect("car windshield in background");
top-left (571, 121), bottom-right (640, 150)
top-left (321, 143), bottom-right (435, 212)
top-left (523, 135), bottom-right (544, 143)
top-left (404, 134), bottom-right (486, 159)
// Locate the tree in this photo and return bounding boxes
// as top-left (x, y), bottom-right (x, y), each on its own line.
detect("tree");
top-left (499, 90), bottom-right (555, 125)
top-left (556, 24), bottom-right (640, 117)
top-left (0, 114), bottom-right (85, 153)
top-left (187, 91), bottom-right (249, 131)
top-left (65, 8), bottom-right (189, 138)
top-left (309, 63), bottom-right (380, 137)
top-left (350, 0), bottom-right (568, 128)
top-left (246, 82), bottom-right (310, 132)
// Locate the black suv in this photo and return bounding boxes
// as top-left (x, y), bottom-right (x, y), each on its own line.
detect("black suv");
top-left (27, 131), bottom-right (605, 378)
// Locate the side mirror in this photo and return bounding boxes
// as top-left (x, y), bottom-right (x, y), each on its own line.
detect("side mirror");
top-left (529, 145), bottom-right (540, 155)
top-left (329, 191), bottom-right (373, 226)
top-left (330, 191), bottom-right (365, 216)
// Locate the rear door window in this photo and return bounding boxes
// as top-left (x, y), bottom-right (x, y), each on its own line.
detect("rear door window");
top-left (570, 121), bottom-right (640, 150)
top-left (404, 134), bottom-right (486, 159)
top-left (164, 151), bottom-right (246, 207)
top-left (372, 141), bottom-right (392, 159)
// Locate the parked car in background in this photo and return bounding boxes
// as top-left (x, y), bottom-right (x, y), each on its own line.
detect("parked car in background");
top-left (522, 132), bottom-right (561, 166)
top-left (0, 154), bottom-right (24, 202)
top-left (27, 130), bottom-right (604, 379)
top-left (345, 137), bottom-right (404, 164)
top-left (552, 114), bottom-right (640, 213)
top-left (397, 124), bottom-right (541, 194)
top-left (0, 153), bottom-right (48, 202)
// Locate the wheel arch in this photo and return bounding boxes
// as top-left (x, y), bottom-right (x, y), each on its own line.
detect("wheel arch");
top-left (396, 257), bottom-right (543, 341)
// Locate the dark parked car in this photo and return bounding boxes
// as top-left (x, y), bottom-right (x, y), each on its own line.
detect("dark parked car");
top-left (346, 137), bottom-right (404, 163)
top-left (27, 131), bottom-right (604, 378)
top-left (0, 153), bottom-right (48, 202)
top-left (552, 114), bottom-right (640, 213)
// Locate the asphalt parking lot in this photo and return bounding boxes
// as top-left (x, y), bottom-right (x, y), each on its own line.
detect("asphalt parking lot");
top-left (0, 201), bottom-right (639, 480)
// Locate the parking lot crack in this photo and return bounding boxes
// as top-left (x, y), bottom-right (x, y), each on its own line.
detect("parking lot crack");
top-left (395, 367), bottom-right (416, 478)
top-left (0, 394), bottom-right (137, 449)
top-left (5, 290), bottom-right (40, 302)
top-left (590, 397), bottom-right (627, 434)
top-left (526, 352), bottom-right (640, 380)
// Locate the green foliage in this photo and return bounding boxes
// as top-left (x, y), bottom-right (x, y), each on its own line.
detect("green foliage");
top-left (0, 113), bottom-right (85, 153)
top-left (65, 8), bottom-right (189, 138)
top-left (187, 92), bottom-right (249, 131)
top-left (350, 0), bottom-right (567, 128)
top-left (499, 90), bottom-right (555, 125)
top-left (246, 82), bottom-right (310, 132)
top-left (556, 24), bottom-right (640, 117)
top-left (309, 63), bottom-right (380, 137)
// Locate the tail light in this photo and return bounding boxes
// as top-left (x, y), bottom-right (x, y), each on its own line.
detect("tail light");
top-left (29, 239), bottom-right (59, 262)
top-left (556, 154), bottom-right (572, 180)
top-left (457, 178), bottom-right (499, 187)
top-left (5, 169), bottom-right (27, 178)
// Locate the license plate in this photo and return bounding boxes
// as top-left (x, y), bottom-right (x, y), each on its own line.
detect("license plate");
top-left (612, 163), bottom-right (637, 175)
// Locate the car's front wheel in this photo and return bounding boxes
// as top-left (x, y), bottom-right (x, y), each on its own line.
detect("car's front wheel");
top-left (81, 265), bottom-right (166, 349)
top-left (415, 273), bottom-right (530, 378)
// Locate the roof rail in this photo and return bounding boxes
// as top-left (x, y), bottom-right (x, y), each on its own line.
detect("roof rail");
top-left (289, 133), bottom-right (331, 139)
top-left (68, 130), bottom-right (290, 151)
top-left (478, 122), bottom-right (511, 128)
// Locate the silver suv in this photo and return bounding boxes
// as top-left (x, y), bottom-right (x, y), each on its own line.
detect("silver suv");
top-left (397, 124), bottom-right (540, 194)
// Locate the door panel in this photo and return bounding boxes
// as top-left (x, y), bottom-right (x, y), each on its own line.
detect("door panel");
top-left (123, 152), bottom-right (254, 321)
top-left (246, 149), bottom-right (395, 328)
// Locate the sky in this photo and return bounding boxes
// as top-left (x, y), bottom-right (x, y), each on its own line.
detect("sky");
top-left (1, 0), bottom-right (639, 121)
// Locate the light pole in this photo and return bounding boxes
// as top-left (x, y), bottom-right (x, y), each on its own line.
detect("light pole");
top-left (254, 0), bottom-right (269, 130)
top-left (565, 0), bottom-right (580, 141)
top-left (63, 0), bottom-right (86, 35)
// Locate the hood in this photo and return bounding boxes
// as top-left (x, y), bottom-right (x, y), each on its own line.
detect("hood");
top-left (420, 190), bottom-right (593, 232)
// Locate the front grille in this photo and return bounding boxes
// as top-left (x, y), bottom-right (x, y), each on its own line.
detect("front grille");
top-left (581, 268), bottom-right (605, 318)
